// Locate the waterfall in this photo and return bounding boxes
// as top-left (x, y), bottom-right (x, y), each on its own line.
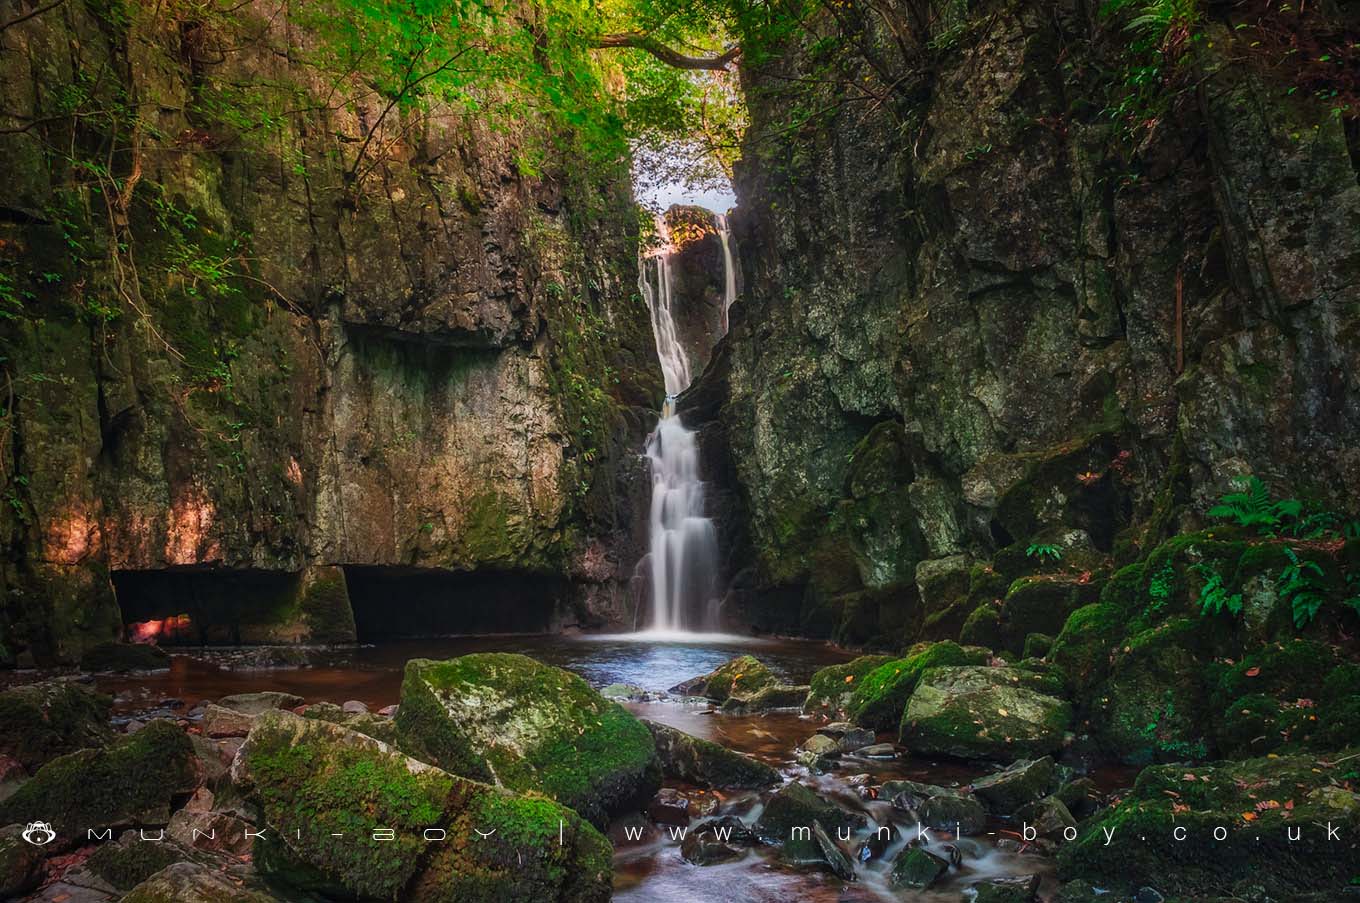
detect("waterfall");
top-left (636, 212), bottom-right (734, 633)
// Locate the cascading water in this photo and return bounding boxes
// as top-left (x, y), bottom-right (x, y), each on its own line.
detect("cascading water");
top-left (637, 212), bottom-right (736, 633)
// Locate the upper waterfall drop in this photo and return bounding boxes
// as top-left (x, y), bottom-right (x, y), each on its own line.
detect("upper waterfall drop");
top-left (637, 210), bottom-right (737, 634)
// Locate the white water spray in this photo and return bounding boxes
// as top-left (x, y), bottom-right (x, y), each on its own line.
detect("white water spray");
top-left (637, 212), bottom-right (736, 632)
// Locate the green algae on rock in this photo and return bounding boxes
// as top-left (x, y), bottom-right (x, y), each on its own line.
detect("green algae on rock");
top-left (395, 653), bottom-right (659, 827)
top-left (900, 666), bottom-right (1072, 761)
top-left (643, 720), bottom-right (780, 790)
top-left (0, 679), bottom-right (114, 770)
top-left (849, 641), bottom-right (990, 731)
top-left (233, 709), bottom-right (611, 902)
top-left (804, 654), bottom-right (896, 718)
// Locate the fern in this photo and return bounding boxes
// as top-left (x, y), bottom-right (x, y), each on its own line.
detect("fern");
top-left (1279, 547), bottom-right (1327, 628)
top-left (1207, 476), bottom-right (1301, 536)
top-left (1192, 562), bottom-right (1242, 618)
top-left (1026, 543), bottom-right (1062, 562)
top-left (1345, 574), bottom-right (1360, 618)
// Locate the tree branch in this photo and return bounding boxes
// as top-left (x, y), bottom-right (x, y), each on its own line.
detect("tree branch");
top-left (595, 32), bottom-right (740, 70)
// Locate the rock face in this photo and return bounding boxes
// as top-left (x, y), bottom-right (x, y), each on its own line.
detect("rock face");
top-left (685, 0), bottom-right (1360, 645)
top-left (900, 666), bottom-right (1072, 760)
top-left (657, 206), bottom-right (739, 382)
top-left (395, 654), bottom-right (660, 827)
top-left (233, 709), bottom-right (612, 902)
top-left (0, 0), bottom-right (661, 664)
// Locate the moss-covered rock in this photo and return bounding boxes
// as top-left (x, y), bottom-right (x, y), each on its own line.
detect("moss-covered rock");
top-left (848, 641), bottom-right (989, 730)
top-left (900, 666), bottom-right (1072, 760)
top-left (78, 642), bottom-right (171, 672)
top-left (217, 691), bottom-right (304, 715)
top-left (969, 757), bottom-right (1057, 814)
top-left (395, 654), bottom-right (659, 827)
top-left (753, 781), bottom-right (865, 864)
top-left (302, 701), bottom-right (400, 745)
top-left (1022, 633), bottom-right (1054, 660)
top-left (0, 824), bottom-right (43, 899)
top-left (890, 845), bottom-right (949, 889)
top-left (960, 601), bottom-right (1006, 651)
top-left (720, 683), bottom-right (809, 713)
top-left (233, 709), bottom-right (611, 902)
top-left (1089, 618), bottom-right (1212, 764)
top-left (1048, 603), bottom-right (1122, 692)
top-left (803, 654), bottom-right (895, 718)
top-left (121, 862), bottom-right (286, 903)
top-left (0, 720), bottom-right (196, 848)
top-left (0, 679), bottom-right (114, 770)
top-left (83, 830), bottom-right (190, 890)
top-left (643, 720), bottom-right (780, 790)
top-left (1057, 750), bottom-right (1360, 898)
top-left (670, 655), bottom-right (778, 703)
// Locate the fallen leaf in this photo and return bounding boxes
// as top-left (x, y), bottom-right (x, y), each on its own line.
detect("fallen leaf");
top-left (845, 675), bottom-right (855, 683)
top-left (1242, 812), bottom-right (1256, 821)
top-left (1245, 666), bottom-right (1261, 677)
top-left (998, 709), bottom-right (1009, 717)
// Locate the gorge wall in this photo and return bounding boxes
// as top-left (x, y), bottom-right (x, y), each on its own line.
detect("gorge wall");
top-left (693, 0), bottom-right (1360, 645)
top-left (0, 1), bottom-right (662, 664)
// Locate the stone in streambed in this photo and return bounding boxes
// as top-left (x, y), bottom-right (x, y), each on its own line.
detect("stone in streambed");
top-left (680, 816), bottom-right (753, 865)
top-left (795, 733), bottom-right (839, 771)
top-left (754, 781), bottom-right (866, 864)
top-left (720, 683), bottom-right (809, 713)
top-left (395, 653), bottom-right (660, 828)
top-left (1015, 795), bottom-right (1076, 837)
top-left (969, 757), bottom-right (1056, 813)
top-left (848, 641), bottom-right (989, 731)
top-left (1053, 777), bottom-right (1101, 818)
top-left (803, 655), bottom-right (894, 718)
top-left (121, 861), bottom-right (296, 903)
top-left (813, 820), bottom-right (856, 880)
top-left (0, 679), bottom-right (114, 770)
top-left (973, 873), bottom-right (1041, 903)
top-left (199, 703), bottom-right (255, 738)
top-left (0, 720), bottom-right (197, 850)
top-left (669, 655), bottom-right (777, 703)
top-left (233, 709), bottom-right (610, 902)
top-left (80, 829), bottom-right (189, 891)
top-left (0, 824), bottom-right (44, 899)
top-left (643, 720), bottom-right (780, 790)
top-left (851, 743), bottom-right (896, 758)
top-left (647, 788), bottom-right (692, 826)
top-left (816, 722), bottom-right (875, 753)
top-left (900, 666), bottom-right (1072, 760)
top-left (918, 793), bottom-right (987, 835)
top-left (890, 845), bottom-right (949, 889)
top-left (217, 691), bottom-right (304, 715)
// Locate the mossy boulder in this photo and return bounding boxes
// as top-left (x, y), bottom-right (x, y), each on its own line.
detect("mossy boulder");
top-left (0, 824), bottom-right (43, 899)
top-left (1089, 618), bottom-right (1212, 764)
top-left (890, 845), bottom-right (949, 889)
top-left (1022, 633), bottom-right (1054, 660)
top-left (1057, 750), bottom-right (1360, 898)
top-left (0, 720), bottom-right (196, 849)
top-left (82, 829), bottom-right (190, 890)
top-left (670, 655), bottom-right (778, 703)
top-left (720, 683), bottom-right (809, 713)
top-left (804, 654), bottom-right (895, 718)
top-left (233, 709), bottom-right (611, 902)
top-left (78, 642), bottom-right (171, 672)
top-left (1049, 603), bottom-right (1122, 692)
top-left (995, 575), bottom-right (1095, 654)
top-left (0, 679), bottom-right (114, 770)
top-left (121, 861), bottom-right (285, 903)
top-left (395, 654), bottom-right (659, 827)
top-left (643, 720), bottom-right (780, 790)
top-left (900, 666), bottom-right (1072, 760)
top-left (217, 691), bottom-right (304, 715)
top-left (303, 701), bottom-right (400, 745)
top-left (848, 641), bottom-right (989, 731)
top-left (753, 781), bottom-right (865, 864)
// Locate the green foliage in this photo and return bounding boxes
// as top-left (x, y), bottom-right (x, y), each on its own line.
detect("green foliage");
top-left (1146, 562), bottom-right (1175, 617)
top-left (1026, 543), bottom-right (1063, 562)
top-left (1207, 476), bottom-right (1302, 536)
top-left (1191, 562), bottom-right (1241, 619)
top-left (1278, 547), bottom-right (1326, 628)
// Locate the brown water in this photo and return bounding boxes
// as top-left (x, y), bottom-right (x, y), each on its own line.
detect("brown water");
top-left (71, 634), bottom-right (1116, 901)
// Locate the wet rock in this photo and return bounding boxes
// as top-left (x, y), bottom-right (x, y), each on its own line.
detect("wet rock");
top-left (890, 845), bottom-right (949, 889)
top-left (233, 709), bottom-right (611, 901)
top-left (816, 722), bottom-right (875, 752)
top-left (121, 861), bottom-right (290, 903)
top-left (813, 820), bottom-right (856, 880)
top-left (973, 873), bottom-right (1041, 903)
top-left (377, 704), bottom-right (399, 717)
top-left (883, 779), bottom-right (965, 811)
top-left (804, 655), bottom-right (894, 718)
top-left (855, 824), bottom-right (892, 862)
top-left (199, 704), bottom-right (255, 738)
top-left (919, 793), bottom-right (987, 836)
top-left (216, 691), bottom-right (304, 715)
top-left (1016, 795), bottom-right (1076, 837)
top-left (0, 756), bottom-right (25, 803)
top-left (970, 757), bottom-right (1056, 814)
top-left (643, 720), bottom-right (780, 789)
top-left (78, 643), bottom-right (171, 673)
top-left (900, 666), bottom-right (1072, 760)
top-left (849, 642), bottom-right (991, 731)
top-left (681, 816), bottom-right (752, 865)
top-left (720, 683), bottom-right (809, 713)
top-left (80, 830), bottom-right (188, 891)
top-left (669, 655), bottom-right (777, 703)
top-left (0, 680), bottom-right (114, 770)
top-left (396, 653), bottom-right (660, 828)
top-left (1053, 777), bottom-right (1101, 819)
top-left (798, 733), bottom-right (839, 760)
top-left (600, 683), bottom-right (651, 701)
top-left (647, 788), bottom-right (692, 826)
top-left (0, 823), bottom-right (44, 898)
top-left (167, 809), bottom-right (255, 856)
top-left (754, 781), bottom-right (866, 863)
top-left (341, 700), bottom-right (368, 715)
top-left (0, 720), bottom-right (197, 850)
top-left (303, 703), bottom-right (402, 745)
top-left (1059, 750), bottom-right (1360, 897)
top-left (851, 743), bottom-right (896, 758)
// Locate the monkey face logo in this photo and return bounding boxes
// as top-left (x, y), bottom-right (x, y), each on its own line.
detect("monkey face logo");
top-left (21, 822), bottom-right (56, 846)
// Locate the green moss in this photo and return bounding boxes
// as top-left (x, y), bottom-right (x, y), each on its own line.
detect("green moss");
top-left (0, 720), bottom-right (196, 839)
top-left (848, 641), bottom-right (988, 730)
top-left (804, 654), bottom-right (895, 717)
top-left (1023, 632), bottom-right (1054, 659)
top-left (1049, 603), bottom-right (1122, 692)
top-left (0, 680), bottom-right (114, 769)
top-left (396, 654), bottom-right (658, 828)
top-left (84, 835), bottom-right (186, 890)
top-left (960, 602), bottom-right (1004, 650)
